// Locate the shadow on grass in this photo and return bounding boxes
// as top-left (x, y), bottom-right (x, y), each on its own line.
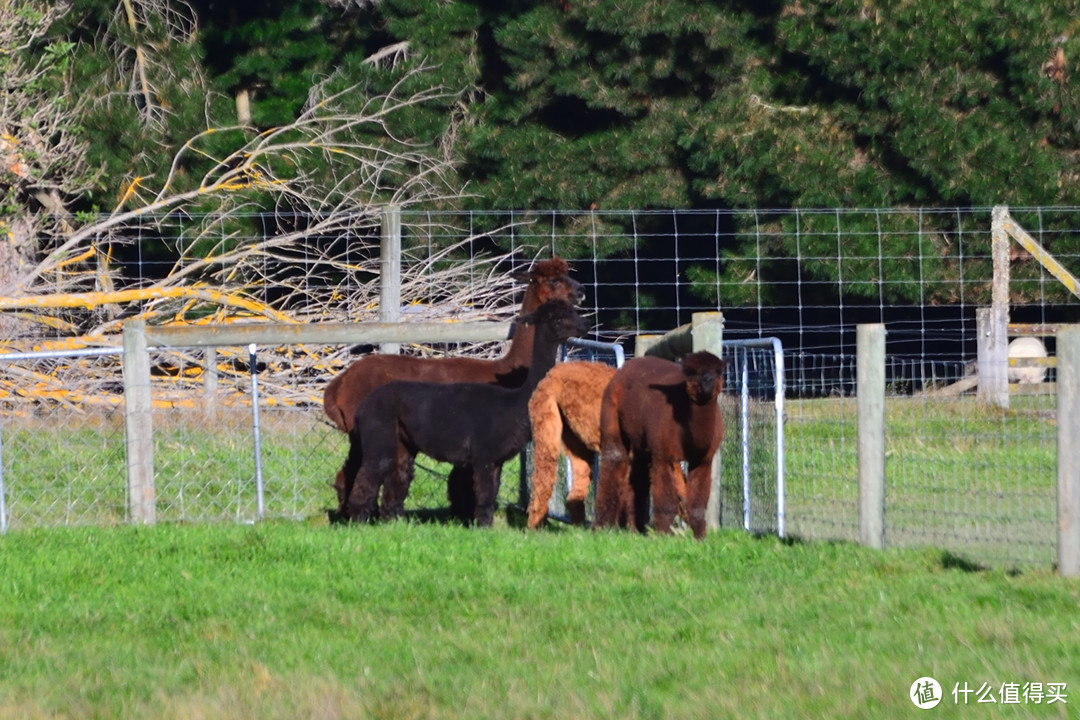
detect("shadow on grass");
top-left (327, 504), bottom-right (529, 528)
top-left (940, 551), bottom-right (989, 573)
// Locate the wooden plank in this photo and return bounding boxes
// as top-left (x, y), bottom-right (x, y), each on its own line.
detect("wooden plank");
top-left (922, 375), bottom-right (978, 397)
top-left (143, 320), bottom-right (513, 349)
top-left (1000, 211), bottom-right (1080, 300)
top-left (640, 322), bottom-right (693, 360)
top-left (1009, 382), bottom-right (1056, 396)
top-left (1009, 323), bottom-right (1061, 337)
top-left (1009, 357), bottom-right (1056, 368)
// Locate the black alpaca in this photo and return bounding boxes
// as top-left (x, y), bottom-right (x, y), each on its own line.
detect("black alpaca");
top-left (342, 299), bottom-right (588, 526)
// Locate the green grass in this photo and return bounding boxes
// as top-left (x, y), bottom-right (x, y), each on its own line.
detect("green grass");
top-left (777, 393), bottom-right (1059, 567)
top-left (0, 521), bottom-right (1076, 719)
top-left (0, 391), bottom-right (1064, 569)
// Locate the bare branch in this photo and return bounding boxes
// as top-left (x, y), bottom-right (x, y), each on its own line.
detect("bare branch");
top-left (4, 60), bottom-right (494, 356)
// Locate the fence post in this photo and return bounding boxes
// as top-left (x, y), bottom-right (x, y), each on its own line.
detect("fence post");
top-left (978, 207), bottom-right (1011, 408)
top-left (976, 307), bottom-right (1010, 409)
top-left (122, 320), bottom-right (156, 524)
top-left (857, 323), bottom-right (885, 550)
top-left (1058, 325), bottom-right (1080, 577)
top-left (634, 334), bottom-right (661, 357)
top-left (380, 205), bottom-right (402, 355)
top-left (0, 412), bottom-right (7, 534)
top-left (691, 312), bottom-right (725, 532)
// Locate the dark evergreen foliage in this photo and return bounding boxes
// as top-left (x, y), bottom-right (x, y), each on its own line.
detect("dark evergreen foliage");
top-left (35, 0), bottom-right (1080, 305)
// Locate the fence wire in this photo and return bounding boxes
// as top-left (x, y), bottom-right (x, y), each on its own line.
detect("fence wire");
top-left (2, 207), bottom-right (1078, 569)
top-left (0, 350), bottom-right (128, 529)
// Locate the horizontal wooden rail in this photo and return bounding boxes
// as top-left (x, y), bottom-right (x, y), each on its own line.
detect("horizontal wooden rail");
top-left (1008, 323), bottom-right (1062, 337)
top-left (143, 320), bottom-right (514, 349)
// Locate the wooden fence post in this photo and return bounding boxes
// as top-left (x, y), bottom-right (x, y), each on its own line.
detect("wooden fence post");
top-left (976, 307), bottom-right (1009, 409)
top-left (634, 334), bottom-right (661, 358)
top-left (978, 207), bottom-right (1011, 408)
top-left (122, 320), bottom-right (156, 524)
top-left (1057, 325), bottom-right (1080, 577)
top-left (691, 312), bottom-right (725, 532)
top-left (858, 323), bottom-right (886, 550)
top-left (380, 205), bottom-right (402, 355)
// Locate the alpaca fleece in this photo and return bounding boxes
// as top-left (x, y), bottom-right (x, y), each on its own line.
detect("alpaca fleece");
top-left (343, 299), bottom-right (589, 527)
top-left (526, 360), bottom-right (615, 528)
top-left (595, 352), bottom-right (726, 540)
top-left (324, 257), bottom-right (582, 522)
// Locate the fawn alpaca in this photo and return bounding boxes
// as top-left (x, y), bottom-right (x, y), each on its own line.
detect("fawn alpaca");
top-left (526, 360), bottom-right (616, 528)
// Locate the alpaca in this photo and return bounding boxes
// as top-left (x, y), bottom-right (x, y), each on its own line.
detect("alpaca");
top-left (594, 351), bottom-right (726, 540)
top-left (526, 360), bottom-right (615, 528)
top-left (324, 256), bottom-right (583, 521)
top-left (342, 299), bottom-right (589, 527)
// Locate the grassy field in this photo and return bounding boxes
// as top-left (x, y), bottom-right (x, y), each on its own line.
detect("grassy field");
top-left (0, 521), bottom-right (1076, 719)
top-left (0, 388), bottom-right (1063, 570)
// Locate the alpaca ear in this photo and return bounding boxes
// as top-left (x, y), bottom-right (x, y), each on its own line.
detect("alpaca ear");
top-left (516, 256), bottom-right (571, 285)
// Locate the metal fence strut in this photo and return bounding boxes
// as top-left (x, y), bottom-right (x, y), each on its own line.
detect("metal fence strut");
top-left (741, 357), bottom-right (751, 531)
top-left (249, 344), bottom-right (266, 521)
top-left (724, 337), bottom-right (787, 538)
top-left (0, 412), bottom-right (6, 535)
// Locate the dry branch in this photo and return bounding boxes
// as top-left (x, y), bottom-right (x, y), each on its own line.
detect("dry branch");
top-left (0, 61), bottom-right (539, 413)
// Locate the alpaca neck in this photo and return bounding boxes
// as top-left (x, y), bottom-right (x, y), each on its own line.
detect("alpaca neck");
top-left (497, 320), bottom-right (536, 370)
top-left (495, 287), bottom-right (547, 370)
top-left (518, 331), bottom-right (562, 396)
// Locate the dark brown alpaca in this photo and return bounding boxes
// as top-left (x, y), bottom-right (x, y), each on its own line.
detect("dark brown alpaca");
top-left (324, 257), bottom-right (583, 521)
top-left (594, 352), bottom-right (726, 540)
top-left (342, 299), bottom-right (589, 526)
top-left (526, 360), bottom-right (616, 528)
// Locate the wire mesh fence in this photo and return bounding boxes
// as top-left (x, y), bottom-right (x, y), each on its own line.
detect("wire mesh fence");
top-left (1, 206), bottom-right (1078, 569)
top-left (0, 350), bottom-right (128, 529)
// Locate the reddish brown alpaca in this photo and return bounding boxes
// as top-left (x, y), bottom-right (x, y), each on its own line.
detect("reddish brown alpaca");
top-left (324, 257), bottom-right (583, 519)
top-left (526, 361), bottom-right (615, 528)
top-left (594, 352), bottom-right (726, 540)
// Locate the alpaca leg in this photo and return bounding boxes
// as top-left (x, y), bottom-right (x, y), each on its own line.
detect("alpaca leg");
top-left (345, 462), bottom-right (380, 524)
top-left (685, 461), bottom-right (715, 540)
top-left (328, 468), bottom-right (348, 524)
top-left (447, 464), bottom-right (476, 524)
top-left (650, 459), bottom-right (682, 535)
top-left (335, 438), bottom-right (367, 523)
top-left (671, 462), bottom-right (691, 524)
top-left (559, 427), bottom-right (594, 526)
top-left (628, 458), bottom-right (651, 534)
top-left (595, 446), bottom-right (631, 530)
top-left (527, 402), bottom-right (564, 529)
top-left (472, 463), bottom-right (498, 527)
top-left (380, 447), bottom-right (415, 521)
top-left (329, 437), bottom-right (363, 523)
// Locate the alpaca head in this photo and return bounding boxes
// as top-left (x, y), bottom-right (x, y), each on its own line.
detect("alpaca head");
top-left (518, 299), bottom-right (589, 345)
top-left (514, 256), bottom-right (584, 308)
top-left (679, 351), bottom-right (726, 405)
